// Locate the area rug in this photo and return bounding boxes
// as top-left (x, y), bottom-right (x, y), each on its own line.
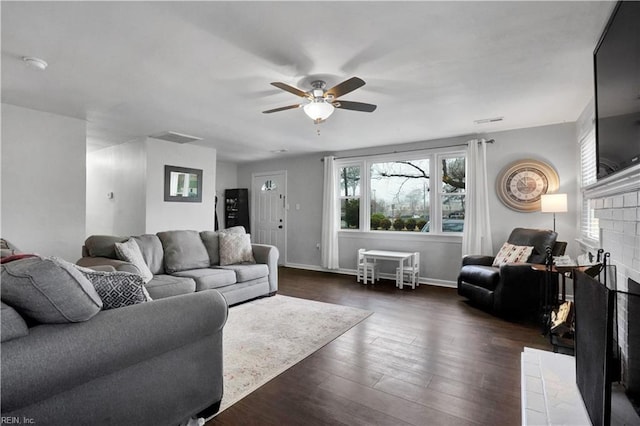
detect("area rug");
top-left (213, 295), bottom-right (372, 415)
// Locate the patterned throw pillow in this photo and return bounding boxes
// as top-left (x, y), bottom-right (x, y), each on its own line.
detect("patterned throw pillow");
top-left (75, 265), bottom-right (152, 310)
top-left (114, 239), bottom-right (153, 283)
top-left (219, 233), bottom-right (255, 266)
top-left (492, 242), bottom-right (534, 266)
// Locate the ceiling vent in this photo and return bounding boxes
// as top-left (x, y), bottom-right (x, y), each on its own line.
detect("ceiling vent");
top-left (150, 131), bottom-right (202, 144)
top-left (474, 116), bottom-right (504, 124)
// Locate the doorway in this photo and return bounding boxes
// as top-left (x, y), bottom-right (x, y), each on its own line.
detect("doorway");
top-left (251, 171), bottom-right (287, 265)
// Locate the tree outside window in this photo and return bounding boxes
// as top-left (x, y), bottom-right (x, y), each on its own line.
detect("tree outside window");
top-left (440, 156), bottom-right (466, 233)
top-left (370, 159), bottom-right (430, 231)
top-left (339, 165), bottom-right (360, 229)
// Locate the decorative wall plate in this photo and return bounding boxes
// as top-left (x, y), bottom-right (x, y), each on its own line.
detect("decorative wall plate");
top-left (496, 159), bottom-right (559, 212)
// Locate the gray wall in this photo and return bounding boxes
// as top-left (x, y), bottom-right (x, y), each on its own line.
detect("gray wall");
top-left (86, 137), bottom-right (217, 236)
top-left (238, 122), bottom-right (579, 285)
top-left (86, 139), bottom-right (146, 236)
top-left (1, 104), bottom-right (87, 261)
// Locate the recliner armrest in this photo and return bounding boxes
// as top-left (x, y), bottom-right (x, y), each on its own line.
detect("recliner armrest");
top-left (462, 255), bottom-right (494, 267)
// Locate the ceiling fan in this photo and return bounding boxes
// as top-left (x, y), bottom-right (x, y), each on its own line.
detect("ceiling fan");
top-left (262, 77), bottom-right (377, 124)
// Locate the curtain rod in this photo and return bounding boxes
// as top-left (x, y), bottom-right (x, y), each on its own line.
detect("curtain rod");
top-left (322, 139), bottom-right (494, 161)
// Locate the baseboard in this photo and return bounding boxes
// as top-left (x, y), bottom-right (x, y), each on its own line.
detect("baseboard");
top-left (283, 263), bottom-right (457, 288)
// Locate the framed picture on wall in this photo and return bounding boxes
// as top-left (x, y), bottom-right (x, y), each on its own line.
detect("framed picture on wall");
top-left (164, 165), bottom-right (203, 202)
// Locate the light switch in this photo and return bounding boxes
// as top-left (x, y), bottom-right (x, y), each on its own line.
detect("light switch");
top-left (295, 203), bottom-right (300, 210)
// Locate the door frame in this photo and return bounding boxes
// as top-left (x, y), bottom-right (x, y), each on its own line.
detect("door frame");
top-left (251, 170), bottom-right (287, 265)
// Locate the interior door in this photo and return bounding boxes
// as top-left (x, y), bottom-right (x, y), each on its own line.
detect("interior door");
top-left (252, 171), bottom-right (286, 265)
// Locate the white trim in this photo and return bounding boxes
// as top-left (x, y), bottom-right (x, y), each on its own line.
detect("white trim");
top-left (339, 230), bottom-right (462, 243)
top-left (583, 164), bottom-right (640, 199)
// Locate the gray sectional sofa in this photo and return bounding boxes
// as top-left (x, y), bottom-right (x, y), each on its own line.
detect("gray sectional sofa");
top-left (1, 242), bottom-right (228, 425)
top-left (76, 228), bottom-right (279, 306)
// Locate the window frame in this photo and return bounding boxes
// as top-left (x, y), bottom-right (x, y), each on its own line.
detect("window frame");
top-left (578, 128), bottom-right (600, 244)
top-left (335, 147), bottom-right (466, 236)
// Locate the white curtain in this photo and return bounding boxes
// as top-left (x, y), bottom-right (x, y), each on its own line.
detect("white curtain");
top-left (461, 139), bottom-right (493, 256)
top-left (321, 156), bottom-right (340, 269)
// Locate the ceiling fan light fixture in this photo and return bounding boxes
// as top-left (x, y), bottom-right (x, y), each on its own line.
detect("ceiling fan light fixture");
top-left (303, 100), bottom-right (334, 122)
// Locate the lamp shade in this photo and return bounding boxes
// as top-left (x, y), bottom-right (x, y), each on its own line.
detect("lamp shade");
top-left (303, 100), bottom-right (335, 122)
top-left (540, 193), bottom-right (568, 213)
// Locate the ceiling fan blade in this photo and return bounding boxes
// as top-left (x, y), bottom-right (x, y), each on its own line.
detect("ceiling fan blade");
top-left (262, 104), bottom-right (302, 114)
top-left (333, 100), bottom-right (377, 113)
top-left (270, 82), bottom-right (308, 98)
top-left (326, 77), bottom-right (366, 98)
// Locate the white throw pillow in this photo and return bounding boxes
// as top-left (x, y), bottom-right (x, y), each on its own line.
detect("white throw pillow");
top-left (219, 233), bottom-right (255, 266)
top-left (492, 242), bottom-right (534, 266)
top-left (114, 239), bottom-right (153, 283)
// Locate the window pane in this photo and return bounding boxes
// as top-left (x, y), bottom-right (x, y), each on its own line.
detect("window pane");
top-left (370, 159), bottom-right (430, 232)
top-left (441, 156), bottom-right (466, 193)
top-left (441, 195), bottom-right (465, 232)
top-left (341, 198), bottom-right (359, 229)
top-left (339, 166), bottom-right (360, 197)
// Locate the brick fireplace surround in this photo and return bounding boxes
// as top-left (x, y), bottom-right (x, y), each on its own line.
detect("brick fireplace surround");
top-left (584, 165), bottom-right (640, 385)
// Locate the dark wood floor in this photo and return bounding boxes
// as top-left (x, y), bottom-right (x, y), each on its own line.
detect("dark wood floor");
top-left (208, 267), bottom-right (552, 426)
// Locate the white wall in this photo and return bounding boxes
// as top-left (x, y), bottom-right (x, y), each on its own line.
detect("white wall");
top-left (1, 104), bottom-right (87, 261)
top-left (238, 122), bottom-right (580, 285)
top-left (144, 138), bottom-right (217, 233)
top-left (215, 161), bottom-right (238, 230)
top-left (86, 139), bottom-right (146, 236)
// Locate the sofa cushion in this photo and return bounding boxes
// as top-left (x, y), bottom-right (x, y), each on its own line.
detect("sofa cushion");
top-left (132, 234), bottom-right (165, 275)
top-left (157, 230), bottom-right (210, 273)
top-left (1, 301), bottom-right (29, 342)
top-left (145, 274), bottom-right (196, 300)
top-left (0, 256), bottom-right (102, 323)
top-left (115, 239), bottom-right (154, 283)
top-left (172, 268), bottom-right (236, 291)
top-left (84, 235), bottom-right (128, 258)
top-left (219, 233), bottom-right (255, 266)
top-left (492, 242), bottom-right (534, 266)
top-left (75, 265), bottom-right (151, 310)
top-left (217, 264), bottom-right (269, 282)
top-left (200, 231), bottom-right (220, 265)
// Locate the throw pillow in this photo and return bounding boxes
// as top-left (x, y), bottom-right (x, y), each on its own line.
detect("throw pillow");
top-left (200, 231), bottom-right (220, 265)
top-left (0, 256), bottom-right (103, 323)
top-left (114, 239), bottom-right (153, 283)
top-left (219, 233), bottom-right (255, 266)
top-left (157, 230), bottom-right (210, 273)
top-left (492, 242), bottom-right (534, 266)
top-left (74, 265), bottom-right (152, 310)
top-left (221, 226), bottom-right (246, 234)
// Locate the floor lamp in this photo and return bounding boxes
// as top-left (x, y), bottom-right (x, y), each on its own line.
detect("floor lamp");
top-left (540, 193), bottom-right (567, 232)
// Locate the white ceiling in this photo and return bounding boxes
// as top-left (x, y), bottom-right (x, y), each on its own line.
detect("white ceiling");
top-left (1, 1), bottom-right (614, 163)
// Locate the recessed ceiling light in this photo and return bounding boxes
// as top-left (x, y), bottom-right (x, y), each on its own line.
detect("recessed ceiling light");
top-left (474, 116), bottom-right (504, 124)
top-left (22, 56), bottom-right (48, 71)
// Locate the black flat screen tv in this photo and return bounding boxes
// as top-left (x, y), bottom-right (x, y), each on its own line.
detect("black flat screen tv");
top-left (593, 0), bottom-right (640, 180)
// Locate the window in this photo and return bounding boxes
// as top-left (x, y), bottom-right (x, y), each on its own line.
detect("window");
top-left (370, 159), bottom-right (430, 231)
top-left (439, 155), bottom-right (466, 233)
top-left (336, 149), bottom-right (466, 234)
top-left (339, 164), bottom-right (361, 230)
top-left (579, 129), bottom-right (599, 241)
